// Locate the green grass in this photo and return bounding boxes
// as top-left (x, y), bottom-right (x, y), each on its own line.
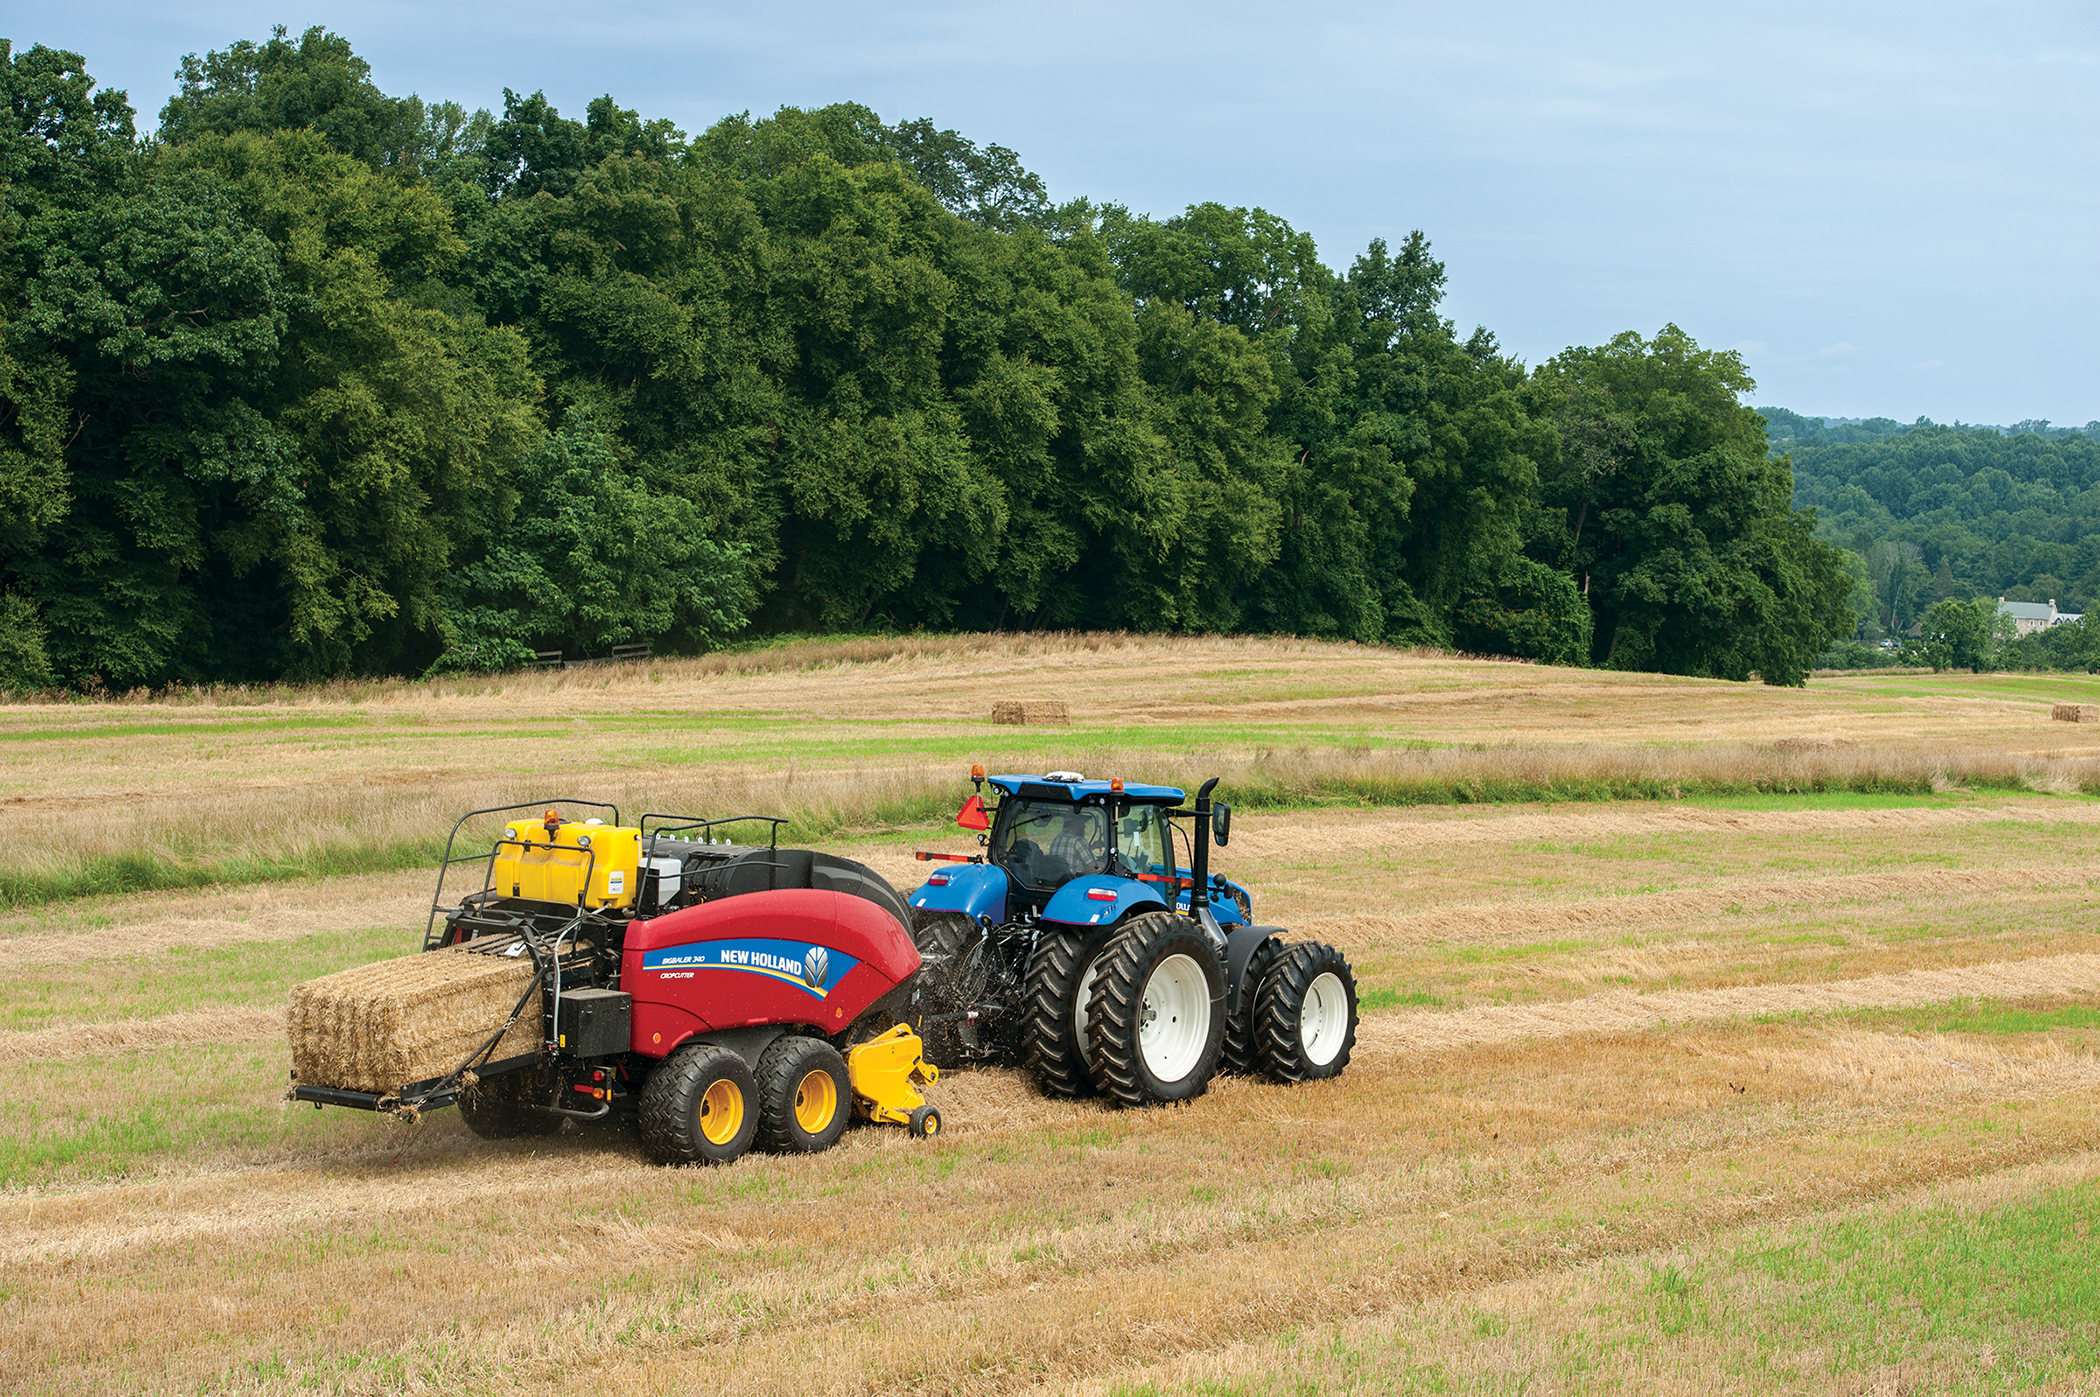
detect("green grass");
top-left (1359, 987), bottom-right (1443, 1011)
top-left (1113, 1178), bottom-right (2100, 1394)
top-left (0, 1042), bottom-right (423, 1187)
top-left (7, 925), bottom-right (413, 1031)
top-left (0, 714), bottom-right (368, 742)
top-left (1845, 998), bottom-right (2100, 1037)
top-left (0, 839), bottom-right (448, 908)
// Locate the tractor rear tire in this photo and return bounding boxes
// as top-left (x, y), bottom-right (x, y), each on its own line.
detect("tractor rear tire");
top-left (1219, 935), bottom-right (1283, 1076)
top-left (753, 1036), bottom-right (851, 1155)
top-left (639, 1044), bottom-right (761, 1165)
top-left (911, 910), bottom-right (979, 1069)
top-left (1021, 927), bottom-right (1111, 1098)
top-left (457, 1066), bottom-right (563, 1140)
top-left (1253, 942), bottom-right (1359, 1083)
top-left (1086, 912), bottom-right (1226, 1109)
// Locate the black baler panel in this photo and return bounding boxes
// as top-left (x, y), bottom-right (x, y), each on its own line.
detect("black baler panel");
top-left (557, 988), bottom-right (632, 1058)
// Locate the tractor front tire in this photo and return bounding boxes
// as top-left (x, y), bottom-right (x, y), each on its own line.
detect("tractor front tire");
top-left (457, 1066), bottom-right (562, 1140)
top-left (1253, 942), bottom-right (1359, 1083)
top-left (1086, 912), bottom-right (1226, 1109)
top-left (1021, 927), bottom-right (1110, 1098)
top-left (640, 1044), bottom-right (761, 1165)
top-left (1219, 934), bottom-right (1283, 1076)
top-left (754, 1036), bottom-right (851, 1155)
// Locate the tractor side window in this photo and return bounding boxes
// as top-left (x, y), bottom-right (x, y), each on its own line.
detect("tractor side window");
top-left (996, 800), bottom-right (1108, 886)
top-left (1113, 805), bottom-right (1170, 884)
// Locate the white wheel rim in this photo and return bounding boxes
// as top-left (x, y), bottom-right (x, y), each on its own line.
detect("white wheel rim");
top-left (1138, 953), bottom-right (1210, 1084)
top-left (1300, 971), bottom-right (1348, 1067)
top-left (1074, 953), bottom-right (1101, 1067)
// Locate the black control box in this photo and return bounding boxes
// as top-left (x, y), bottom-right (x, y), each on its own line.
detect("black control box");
top-left (555, 988), bottom-right (632, 1058)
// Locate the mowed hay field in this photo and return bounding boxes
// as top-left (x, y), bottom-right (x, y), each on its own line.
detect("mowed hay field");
top-left (6, 635), bottom-right (2100, 1394)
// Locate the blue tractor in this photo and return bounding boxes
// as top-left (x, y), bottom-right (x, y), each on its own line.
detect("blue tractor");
top-left (905, 768), bottom-right (1359, 1108)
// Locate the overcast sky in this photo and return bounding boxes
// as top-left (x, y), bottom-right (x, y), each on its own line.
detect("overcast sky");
top-left (19, 1), bottom-right (2098, 426)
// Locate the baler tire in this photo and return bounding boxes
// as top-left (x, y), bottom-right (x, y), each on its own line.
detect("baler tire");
top-left (457, 1066), bottom-right (561, 1140)
top-left (1253, 941), bottom-right (1359, 1083)
top-left (1219, 935), bottom-right (1283, 1077)
top-left (911, 910), bottom-right (979, 1069)
top-left (639, 1044), bottom-right (760, 1166)
top-left (1086, 912), bottom-right (1225, 1109)
top-left (753, 1036), bottom-right (851, 1155)
top-left (1021, 927), bottom-right (1109, 1098)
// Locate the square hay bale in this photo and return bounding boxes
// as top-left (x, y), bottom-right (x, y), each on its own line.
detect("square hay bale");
top-left (288, 945), bottom-right (542, 1095)
top-left (990, 700), bottom-right (1070, 727)
top-left (2051, 703), bottom-right (2099, 723)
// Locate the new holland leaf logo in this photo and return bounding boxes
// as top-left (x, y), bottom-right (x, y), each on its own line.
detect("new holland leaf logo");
top-left (802, 945), bottom-right (829, 990)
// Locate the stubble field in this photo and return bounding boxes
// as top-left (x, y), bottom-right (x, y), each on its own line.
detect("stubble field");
top-left (4, 635), bottom-right (2099, 1394)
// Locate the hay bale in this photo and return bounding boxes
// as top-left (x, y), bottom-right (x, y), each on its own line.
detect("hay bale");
top-left (989, 700), bottom-right (1070, 727)
top-left (288, 944), bottom-right (541, 1095)
top-left (2051, 703), bottom-right (2099, 723)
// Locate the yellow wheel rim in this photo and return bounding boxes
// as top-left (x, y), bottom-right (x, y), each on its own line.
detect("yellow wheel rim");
top-left (922, 1112), bottom-right (940, 1136)
top-left (699, 1078), bottom-right (744, 1145)
top-left (793, 1068), bottom-right (838, 1135)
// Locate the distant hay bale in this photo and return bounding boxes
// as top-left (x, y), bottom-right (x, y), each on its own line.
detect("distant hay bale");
top-left (2051, 703), bottom-right (2098, 723)
top-left (990, 700), bottom-right (1070, 727)
top-left (288, 944), bottom-right (541, 1095)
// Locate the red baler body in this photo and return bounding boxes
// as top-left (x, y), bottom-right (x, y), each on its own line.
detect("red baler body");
top-left (621, 889), bottom-right (920, 1058)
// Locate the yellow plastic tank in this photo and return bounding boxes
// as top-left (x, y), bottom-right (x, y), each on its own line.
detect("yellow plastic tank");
top-left (490, 820), bottom-right (643, 909)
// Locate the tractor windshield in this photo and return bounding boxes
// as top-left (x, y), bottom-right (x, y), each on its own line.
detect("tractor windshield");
top-left (1112, 804), bottom-right (1172, 885)
top-left (993, 798), bottom-right (1176, 893)
top-left (995, 800), bottom-right (1109, 888)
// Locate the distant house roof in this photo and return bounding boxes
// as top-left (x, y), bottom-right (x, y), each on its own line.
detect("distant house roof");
top-left (1997, 598), bottom-right (2083, 631)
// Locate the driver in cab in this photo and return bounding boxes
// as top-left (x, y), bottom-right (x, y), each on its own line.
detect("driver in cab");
top-left (1045, 808), bottom-right (1105, 883)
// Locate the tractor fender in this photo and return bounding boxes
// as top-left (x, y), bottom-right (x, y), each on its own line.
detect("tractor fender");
top-left (907, 862), bottom-right (1008, 923)
top-left (1040, 874), bottom-right (1168, 929)
top-left (1225, 925), bottom-right (1288, 1018)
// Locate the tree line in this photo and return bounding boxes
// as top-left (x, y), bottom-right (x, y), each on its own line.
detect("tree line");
top-left (0, 28), bottom-right (1854, 692)
top-left (1765, 410), bottom-right (2100, 656)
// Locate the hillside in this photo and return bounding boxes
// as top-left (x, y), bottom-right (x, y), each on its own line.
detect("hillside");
top-left (1763, 409), bottom-right (2100, 633)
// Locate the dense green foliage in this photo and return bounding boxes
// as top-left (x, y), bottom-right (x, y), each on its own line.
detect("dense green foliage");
top-left (1764, 408), bottom-right (2100, 642)
top-left (0, 29), bottom-right (1852, 689)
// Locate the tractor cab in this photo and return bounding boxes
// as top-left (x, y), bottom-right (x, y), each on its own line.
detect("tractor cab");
top-left (987, 776), bottom-right (1180, 901)
top-left (908, 770), bottom-right (1252, 931)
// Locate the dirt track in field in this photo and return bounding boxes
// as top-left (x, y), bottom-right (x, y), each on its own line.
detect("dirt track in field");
top-left (0, 1006), bottom-right (286, 1064)
top-left (1297, 863), bottom-right (2100, 949)
top-left (1361, 950), bottom-right (2100, 1057)
top-left (1226, 798), bottom-right (2100, 864)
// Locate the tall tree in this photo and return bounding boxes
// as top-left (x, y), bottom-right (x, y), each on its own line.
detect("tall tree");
top-left (1533, 326), bottom-right (1852, 684)
top-left (160, 25), bottom-right (432, 174)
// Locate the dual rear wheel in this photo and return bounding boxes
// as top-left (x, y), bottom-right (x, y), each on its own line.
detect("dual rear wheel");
top-left (1024, 914), bottom-right (1360, 1108)
top-left (638, 1035), bottom-right (852, 1165)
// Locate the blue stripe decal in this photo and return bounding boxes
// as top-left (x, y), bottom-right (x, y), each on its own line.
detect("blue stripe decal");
top-left (640, 937), bottom-right (859, 999)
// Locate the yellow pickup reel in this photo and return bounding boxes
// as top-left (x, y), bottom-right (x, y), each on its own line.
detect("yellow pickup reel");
top-left (846, 1024), bottom-right (943, 1138)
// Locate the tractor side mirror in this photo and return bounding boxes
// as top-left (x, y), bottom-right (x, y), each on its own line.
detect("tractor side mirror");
top-left (1211, 801), bottom-right (1231, 847)
top-left (956, 795), bottom-right (991, 831)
